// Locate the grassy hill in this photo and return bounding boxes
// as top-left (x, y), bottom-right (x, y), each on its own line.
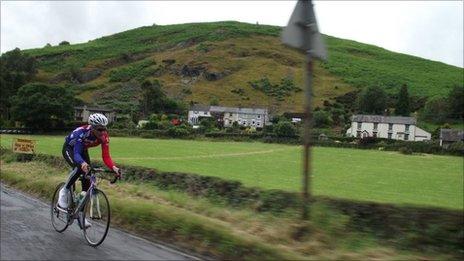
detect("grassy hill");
top-left (23, 21), bottom-right (463, 114)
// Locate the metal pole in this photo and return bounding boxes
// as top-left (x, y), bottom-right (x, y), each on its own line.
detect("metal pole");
top-left (302, 51), bottom-right (313, 219)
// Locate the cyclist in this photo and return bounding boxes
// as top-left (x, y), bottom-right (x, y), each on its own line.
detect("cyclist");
top-left (57, 113), bottom-right (120, 228)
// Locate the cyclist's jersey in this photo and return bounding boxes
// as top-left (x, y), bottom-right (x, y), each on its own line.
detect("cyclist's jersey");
top-left (64, 125), bottom-right (115, 169)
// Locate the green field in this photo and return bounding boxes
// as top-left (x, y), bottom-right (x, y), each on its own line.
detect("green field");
top-left (1, 134), bottom-right (462, 209)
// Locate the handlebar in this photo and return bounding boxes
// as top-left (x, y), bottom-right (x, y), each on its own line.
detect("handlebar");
top-left (90, 167), bottom-right (121, 184)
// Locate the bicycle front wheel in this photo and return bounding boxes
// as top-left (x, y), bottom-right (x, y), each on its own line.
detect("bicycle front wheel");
top-left (50, 182), bottom-right (69, 233)
top-left (82, 188), bottom-right (110, 247)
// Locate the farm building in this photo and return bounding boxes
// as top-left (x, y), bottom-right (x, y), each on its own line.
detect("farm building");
top-left (346, 115), bottom-right (431, 141)
top-left (188, 105), bottom-right (269, 128)
top-left (439, 129), bottom-right (464, 148)
top-left (74, 105), bottom-right (116, 124)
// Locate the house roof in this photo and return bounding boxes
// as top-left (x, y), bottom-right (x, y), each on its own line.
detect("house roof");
top-left (74, 106), bottom-right (114, 112)
top-left (190, 105), bottom-right (211, 112)
top-left (351, 115), bottom-right (416, 125)
top-left (190, 105), bottom-right (267, 115)
top-left (440, 129), bottom-right (464, 142)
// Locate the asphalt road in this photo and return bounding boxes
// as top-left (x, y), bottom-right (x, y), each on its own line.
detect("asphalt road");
top-left (0, 183), bottom-right (198, 260)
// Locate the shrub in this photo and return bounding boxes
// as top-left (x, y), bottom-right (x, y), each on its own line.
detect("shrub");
top-left (111, 117), bottom-right (137, 129)
top-left (313, 110), bottom-right (332, 128)
top-left (447, 141), bottom-right (464, 154)
top-left (167, 125), bottom-right (192, 138)
top-left (248, 76), bottom-right (300, 101)
top-left (273, 121), bottom-right (297, 138)
top-left (399, 147), bottom-right (413, 155)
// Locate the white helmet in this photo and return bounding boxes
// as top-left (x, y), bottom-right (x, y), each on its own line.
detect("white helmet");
top-left (88, 113), bottom-right (108, 127)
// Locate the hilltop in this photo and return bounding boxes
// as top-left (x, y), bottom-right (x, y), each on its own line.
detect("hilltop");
top-left (22, 21), bottom-right (463, 115)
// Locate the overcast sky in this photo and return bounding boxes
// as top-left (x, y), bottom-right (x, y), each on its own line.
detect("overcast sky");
top-left (1, 1), bottom-right (463, 67)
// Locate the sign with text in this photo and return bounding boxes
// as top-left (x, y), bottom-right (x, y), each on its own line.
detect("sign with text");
top-left (12, 138), bottom-right (36, 154)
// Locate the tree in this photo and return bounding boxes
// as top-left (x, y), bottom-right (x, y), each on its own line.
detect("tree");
top-left (420, 97), bottom-right (449, 124)
top-left (357, 86), bottom-right (387, 115)
top-left (395, 84), bottom-right (410, 116)
top-left (313, 110), bottom-right (332, 128)
top-left (10, 83), bottom-right (75, 129)
top-left (273, 121), bottom-right (297, 137)
top-left (447, 86), bottom-right (464, 120)
top-left (0, 48), bottom-right (37, 119)
top-left (59, 41), bottom-right (70, 46)
top-left (140, 80), bottom-right (185, 116)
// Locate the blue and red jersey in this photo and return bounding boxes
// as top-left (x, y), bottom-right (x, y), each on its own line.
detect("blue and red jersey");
top-left (64, 125), bottom-right (115, 169)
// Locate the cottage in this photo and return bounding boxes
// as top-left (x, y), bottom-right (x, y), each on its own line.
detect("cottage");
top-left (74, 106), bottom-right (116, 124)
top-left (188, 105), bottom-right (269, 128)
top-left (439, 129), bottom-right (464, 148)
top-left (346, 115), bottom-right (431, 141)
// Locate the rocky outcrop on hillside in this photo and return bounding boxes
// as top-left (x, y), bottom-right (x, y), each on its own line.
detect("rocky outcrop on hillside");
top-left (169, 62), bottom-right (230, 81)
top-left (49, 68), bottom-right (102, 84)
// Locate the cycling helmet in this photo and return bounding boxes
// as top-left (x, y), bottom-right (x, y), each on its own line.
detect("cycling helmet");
top-left (88, 113), bottom-right (108, 127)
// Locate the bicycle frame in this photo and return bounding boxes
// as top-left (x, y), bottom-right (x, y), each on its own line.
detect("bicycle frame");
top-left (56, 167), bottom-right (102, 225)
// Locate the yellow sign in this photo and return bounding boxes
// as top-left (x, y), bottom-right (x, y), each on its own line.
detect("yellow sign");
top-left (12, 138), bottom-right (36, 154)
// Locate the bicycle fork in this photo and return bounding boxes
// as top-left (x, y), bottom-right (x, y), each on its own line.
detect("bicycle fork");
top-left (90, 192), bottom-right (102, 219)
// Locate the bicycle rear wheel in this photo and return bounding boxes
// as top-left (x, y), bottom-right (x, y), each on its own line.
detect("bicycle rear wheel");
top-left (82, 188), bottom-right (110, 247)
top-left (50, 182), bottom-right (69, 232)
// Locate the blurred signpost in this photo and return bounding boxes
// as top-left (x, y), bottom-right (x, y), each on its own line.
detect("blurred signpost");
top-left (12, 138), bottom-right (36, 154)
top-left (281, 0), bottom-right (327, 219)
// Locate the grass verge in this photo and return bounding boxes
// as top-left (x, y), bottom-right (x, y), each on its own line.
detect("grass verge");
top-left (1, 150), bottom-right (461, 259)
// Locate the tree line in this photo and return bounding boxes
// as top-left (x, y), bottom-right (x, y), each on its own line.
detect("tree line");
top-left (356, 84), bottom-right (463, 122)
top-left (0, 49), bottom-right (186, 130)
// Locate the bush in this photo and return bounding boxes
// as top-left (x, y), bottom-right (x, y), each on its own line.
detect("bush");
top-left (313, 110), bottom-right (332, 128)
top-left (167, 125), bottom-right (192, 138)
top-left (111, 118), bottom-right (137, 129)
top-left (399, 147), bottom-right (413, 155)
top-left (447, 141), bottom-right (464, 154)
top-left (248, 76), bottom-right (300, 101)
top-left (273, 121), bottom-right (297, 138)
top-left (59, 41), bottom-right (70, 46)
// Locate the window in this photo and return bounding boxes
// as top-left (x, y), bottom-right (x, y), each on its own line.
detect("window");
top-left (388, 133), bottom-right (392, 139)
top-left (357, 122), bottom-right (362, 129)
top-left (388, 123), bottom-right (393, 131)
top-left (356, 131), bottom-right (361, 138)
top-left (405, 124), bottom-right (410, 132)
top-left (373, 132), bottom-right (377, 138)
top-left (203, 111), bottom-right (208, 115)
top-left (194, 111), bottom-right (198, 114)
top-left (405, 134), bottom-right (409, 140)
top-left (373, 122), bottom-right (378, 130)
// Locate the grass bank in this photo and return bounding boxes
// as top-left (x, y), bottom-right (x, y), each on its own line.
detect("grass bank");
top-left (1, 149), bottom-right (462, 259)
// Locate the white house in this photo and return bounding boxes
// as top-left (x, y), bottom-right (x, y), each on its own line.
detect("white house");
top-left (188, 105), bottom-right (269, 128)
top-left (187, 105), bottom-right (211, 125)
top-left (346, 115), bottom-right (431, 141)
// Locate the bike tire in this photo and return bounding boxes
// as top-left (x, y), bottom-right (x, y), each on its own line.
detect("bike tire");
top-left (50, 182), bottom-right (69, 233)
top-left (82, 188), bottom-right (111, 247)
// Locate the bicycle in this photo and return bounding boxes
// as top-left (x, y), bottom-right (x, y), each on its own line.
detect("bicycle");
top-left (50, 166), bottom-right (120, 247)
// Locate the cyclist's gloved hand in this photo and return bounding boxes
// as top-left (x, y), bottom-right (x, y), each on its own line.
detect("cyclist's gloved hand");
top-left (81, 162), bottom-right (90, 173)
top-left (112, 166), bottom-right (122, 180)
